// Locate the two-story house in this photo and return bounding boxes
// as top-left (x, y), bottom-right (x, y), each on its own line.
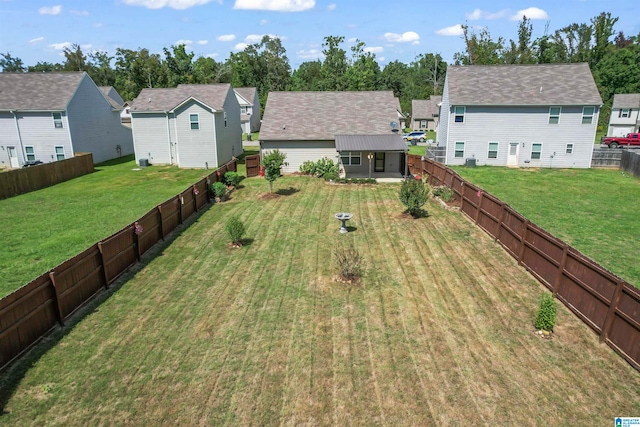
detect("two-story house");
top-left (130, 83), bottom-right (242, 168)
top-left (234, 87), bottom-right (261, 134)
top-left (437, 63), bottom-right (602, 168)
top-left (412, 96), bottom-right (441, 131)
top-left (607, 93), bottom-right (640, 137)
top-left (0, 72), bottom-right (133, 168)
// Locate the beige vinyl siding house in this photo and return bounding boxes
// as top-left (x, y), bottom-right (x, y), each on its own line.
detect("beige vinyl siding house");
top-left (412, 96), bottom-right (441, 131)
top-left (234, 87), bottom-right (261, 134)
top-left (260, 91), bottom-right (407, 176)
top-left (437, 63), bottom-right (602, 168)
top-left (0, 72), bottom-right (133, 168)
top-left (607, 93), bottom-right (640, 137)
top-left (130, 83), bottom-right (242, 169)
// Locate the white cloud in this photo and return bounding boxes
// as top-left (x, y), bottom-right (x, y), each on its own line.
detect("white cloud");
top-left (197, 40), bottom-right (208, 45)
top-left (233, 0), bottom-right (315, 12)
top-left (296, 49), bottom-right (323, 60)
top-left (378, 56), bottom-right (385, 62)
top-left (465, 8), bottom-right (508, 20)
top-left (29, 37), bottom-right (45, 44)
top-left (234, 42), bottom-right (248, 50)
top-left (327, 3), bottom-right (336, 10)
top-left (435, 24), bottom-right (464, 36)
top-left (39, 5), bottom-right (62, 15)
top-left (244, 33), bottom-right (283, 43)
top-left (260, 19), bottom-right (268, 25)
top-left (81, 44), bottom-right (92, 50)
top-left (217, 34), bottom-right (236, 41)
top-left (347, 37), bottom-right (357, 43)
top-left (384, 31), bottom-right (420, 43)
top-left (122, 0), bottom-right (220, 10)
top-left (206, 53), bottom-right (219, 58)
top-left (364, 46), bottom-right (383, 54)
top-left (70, 9), bottom-right (89, 15)
top-left (511, 7), bottom-right (549, 21)
top-left (94, 22), bottom-right (104, 28)
top-left (175, 39), bottom-right (193, 45)
top-left (49, 41), bottom-right (73, 50)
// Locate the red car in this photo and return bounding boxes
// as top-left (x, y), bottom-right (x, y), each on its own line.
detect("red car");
top-left (602, 133), bottom-right (640, 148)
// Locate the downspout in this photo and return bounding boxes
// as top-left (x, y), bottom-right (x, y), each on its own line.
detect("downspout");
top-left (11, 111), bottom-right (25, 165)
top-left (166, 112), bottom-right (172, 165)
top-left (587, 105), bottom-right (599, 168)
top-left (64, 111), bottom-right (75, 157)
top-left (173, 112), bottom-right (180, 166)
top-left (446, 106), bottom-right (452, 166)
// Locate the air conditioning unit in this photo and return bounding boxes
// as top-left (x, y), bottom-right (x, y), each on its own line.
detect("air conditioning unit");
top-left (139, 158), bottom-right (150, 167)
top-left (465, 158), bottom-right (476, 167)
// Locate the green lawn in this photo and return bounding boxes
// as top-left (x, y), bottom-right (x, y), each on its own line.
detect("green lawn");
top-left (452, 166), bottom-right (640, 288)
top-left (0, 155), bottom-right (215, 297)
top-left (1, 176), bottom-right (638, 425)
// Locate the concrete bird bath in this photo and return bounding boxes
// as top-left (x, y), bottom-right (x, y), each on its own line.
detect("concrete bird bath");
top-left (335, 213), bottom-right (353, 234)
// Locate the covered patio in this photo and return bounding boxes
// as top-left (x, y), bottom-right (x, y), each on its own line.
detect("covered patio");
top-left (335, 134), bottom-right (409, 179)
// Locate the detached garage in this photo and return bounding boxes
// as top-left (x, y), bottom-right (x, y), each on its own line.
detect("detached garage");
top-left (259, 91), bottom-right (407, 177)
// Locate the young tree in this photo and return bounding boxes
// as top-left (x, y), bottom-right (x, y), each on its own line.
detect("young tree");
top-left (454, 25), bottom-right (505, 65)
top-left (399, 178), bottom-right (429, 218)
top-left (0, 53), bottom-right (25, 72)
top-left (261, 149), bottom-right (288, 193)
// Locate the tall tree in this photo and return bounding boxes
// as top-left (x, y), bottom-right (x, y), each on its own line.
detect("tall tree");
top-left (553, 23), bottom-right (592, 63)
top-left (63, 44), bottom-right (88, 71)
top-left (590, 12), bottom-right (618, 67)
top-left (0, 53), bottom-right (25, 72)
top-left (87, 50), bottom-right (115, 86)
top-left (163, 44), bottom-right (195, 86)
top-left (345, 40), bottom-right (380, 91)
top-left (454, 25), bottom-right (505, 65)
top-left (193, 56), bottom-right (230, 84)
top-left (114, 47), bottom-right (166, 101)
top-left (27, 61), bottom-right (63, 72)
top-left (320, 35), bottom-right (348, 90)
top-left (289, 60), bottom-right (323, 91)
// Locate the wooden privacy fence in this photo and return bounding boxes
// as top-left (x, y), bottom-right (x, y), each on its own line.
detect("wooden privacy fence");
top-left (621, 150), bottom-right (640, 178)
top-left (245, 153), bottom-right (260, 177)
top-left (0, 159), bottom-right (236, 370)
top-left (591, 147), bottom-right (623, 168)
top-left (408, 154), bottom-right (640, 371)
top-left (0, 153), bottom-right (94, 200)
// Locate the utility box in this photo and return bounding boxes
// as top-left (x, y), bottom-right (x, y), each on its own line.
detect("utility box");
top-left (465, 158), bottom-right (477, 167)
top-left (139, 158), bottom-right (149, 167)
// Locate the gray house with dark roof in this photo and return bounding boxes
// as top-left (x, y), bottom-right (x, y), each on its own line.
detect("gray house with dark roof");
top-left (0, 72), bottom-right (133, 168)
top-left (412, 96), bottom-right (441, 131)
top-left (130, 83), bottom-right (242, 168)
top-left (260, 91), bottom-right (407, 176)
top-left (437, 63), bottom-right (602, 168)
top-left (234, 87), bottom-right (261, 134)
top-left (607, 93), bottom-right (640, 137)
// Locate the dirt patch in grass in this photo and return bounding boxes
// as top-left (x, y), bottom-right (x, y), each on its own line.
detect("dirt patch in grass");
top-left (259, 192), bottom-right (280, 200)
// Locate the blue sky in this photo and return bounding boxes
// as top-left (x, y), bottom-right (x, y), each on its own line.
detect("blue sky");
top-left (1, 0), bottom-right (638, 69)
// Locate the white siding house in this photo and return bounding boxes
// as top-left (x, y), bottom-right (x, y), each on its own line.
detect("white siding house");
top-left (0, 72), bottom-right (133, 167)
top-left (260, 91), bottom-right (407, 176)
top-left (234, 87), bottom-right (261, 134)
top-left (437, 63), bottom-right (602, 168)
top-left (130, 84), bottom-right (242, 168)
top-left (607, 94), bottom-right (640, 137)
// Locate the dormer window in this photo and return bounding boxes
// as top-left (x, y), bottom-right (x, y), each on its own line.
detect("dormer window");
top-left (241, 106), bottom-right (247, 114)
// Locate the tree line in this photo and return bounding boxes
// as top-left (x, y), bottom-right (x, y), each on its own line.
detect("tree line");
top-left (1, 11), bottom-right (638, 128)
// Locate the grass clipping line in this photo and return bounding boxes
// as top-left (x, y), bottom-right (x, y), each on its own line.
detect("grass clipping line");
top-left (333, 242), bottom-right (363, 285)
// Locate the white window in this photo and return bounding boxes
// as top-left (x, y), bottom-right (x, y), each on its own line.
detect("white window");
top-left (224, 112), bottom-right (227, 127)
top-left (340, 152), bottom-right (361, 166)
top-left (487, 142), bottom-right (498, 159)
top-left (420, 119), bottom-right (427, 128)
top-left (531, 143), bottom-right (542, 160)
top-left (25, 146), bottom-right (35, 161)
top-left (582, 107), bottom-right (595, 124)
top-left (454, 141), bottom-right (464, 158)
top-left (246, 107), bottom-right (252, 115)
top-left (52, 112), bottom-right (63, 128)
top-left (566, 143), bottom-right (573, 154)
top-left (454, 106), bottom-right (465, 123)
top-left (190, 114), bottom-right (199, 130)
top-left (55, 146), bottom-right (65, 160)
top-left (620, 109), bottom-right (630, 118)
top-left (241, 106), bottom-right (247, 114)
top-left (549, 107), bottom-right (561, 124)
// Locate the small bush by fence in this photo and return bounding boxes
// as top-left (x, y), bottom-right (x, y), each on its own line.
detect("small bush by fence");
top-left (408, 154), bottom-right (640, 371)
top-left (0, 153), bottom-right (94, 200)
top-left (0, 159), bottom-right (236, 370)
top-left (621, 150), bottom-right (640, 178)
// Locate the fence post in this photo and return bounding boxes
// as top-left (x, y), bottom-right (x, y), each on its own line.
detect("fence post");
top-left (97, 242), bottom-right (110, 289)
top-left (157, 205), bottom-right (164, 241)
top-left (475, 191), bottom-right (484, 224)
top-left (48, 271), bottom-right (65, 325)
top-left (495, 202), bottom-right (506, 242)
top-left (600, 280), bottom-right (625, 343)
top-left (193, 187), bottom-right (198, 213)
top-left (134, 222), bottom-right (141, 262)
top-left (179, 195), bottom-right (184, 224)
top-left (518, 219), bottom-right (530, 265)
top-left (553, 245), bottom-right (569, 296)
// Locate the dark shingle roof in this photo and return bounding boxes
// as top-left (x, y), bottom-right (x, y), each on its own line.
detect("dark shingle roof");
top-left (412, 96), bottom-right (442, 119)
top-left (612, 93), bottom-right (640, 109)
top-left (0, 72), bottom-right (85, 110)
top-left (98, 86), bottom-right (124, 109)
top-left (234, 87), bottom-right (257, 105)
top-left (260, 91), bottom-right (400, 140)
top-left (130, 84), bottom-right (231, 112)
top-left (335, 134), bottom-right (407, 152)
top-left (446, 63), bottom-right (602, 106)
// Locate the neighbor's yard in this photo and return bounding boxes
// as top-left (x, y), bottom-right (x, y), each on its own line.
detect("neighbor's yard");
top-left (1, 176), bottom-right (638, 425)
top-left (0, 155), bottom-right (213, 297)
top-left (453, 166), bottom-right (640, 288)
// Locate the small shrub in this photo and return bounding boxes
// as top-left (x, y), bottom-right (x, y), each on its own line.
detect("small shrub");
top-left (535, 293), bottom-right (558, 331)
top-left (224, 171), bottom-right (241, 188)
top-left (314, 157), bottom-right (339, 177)
top-left (212, 181), bottom-right (227, 199)
top-left (333, 243), bottom-right (363, 282)
top-left (324, 171), bottom-right (338, 181)
top-left (336, 178), bottom-right (348, 184)
top-left (225, 216), bottom-right (245, 246)
top-left (365, 178), bottom-right (377, 184)
top-left (433, 185), bottom-right (455, 202)
top-left (399, 178), bottom-right (430, 217)
top-left (299, 160), bottom-right (316, 175)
